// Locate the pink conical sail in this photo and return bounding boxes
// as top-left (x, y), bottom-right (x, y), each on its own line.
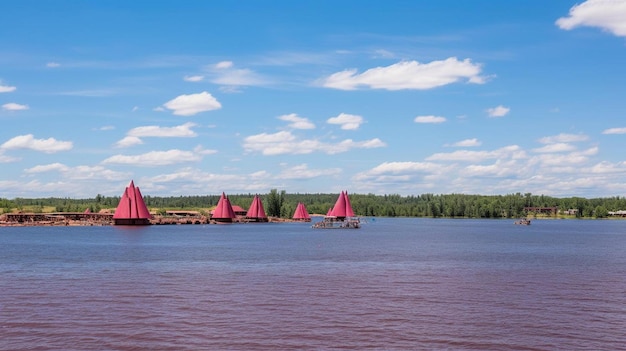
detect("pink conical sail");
top-left (292, 202), bottom-right (311, 220)
top-left (213, 192), bottom-right (236, 219)
top-left (113, 180), bottom-right (152, 220)
top-left (246, 195), bottom-right (267, 219)
top-left (330, 191), bottom-right (347, 217)
top-left (344, 191), bottom-right (355, 217)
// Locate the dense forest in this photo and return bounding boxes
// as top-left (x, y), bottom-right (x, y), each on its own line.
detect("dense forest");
top-left (3, 190), bottom-right (626, 219)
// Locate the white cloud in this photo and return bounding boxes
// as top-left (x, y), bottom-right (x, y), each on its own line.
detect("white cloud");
top-left (426, 145), bottom-right (526, 162)
top-left (320, 58), bottom-right (486, 91)
top-left (46, 62), bottom-right (61, 68)
top-left (327, 113), bottom-right (364, 130)
top-left (193, 145), bottom-right (218, 155)
top-left (215, 61), bottom-right (234, 69)
top-left (243, 131), bottom-right (385, 155)
top-left (538, 133), bottom-right (589, 144)
top-left (24, 163), bottom-right (129, 181)
top-left (361, 161), bottom-right (443, 176)
top-left (278, 113), bottom-right (315, 129)
top-left (277, 164), bottom-right (342, 180)
top-left (486, 105), bottom-right (510, 117)
top-left (556, 0), bottom-right (626, 37)
top-left (1, 134), bottom-right (73, 153)
top-left (115, 136), bottom-right (143, 148)
top-left (184, 75), bottom-right (204, 82)
top-left (0, 151), bottom-right (19, 163)
top-left (127, 122), bottom-right (198, 138)
top-left (532, 143), bottom-right (576, 153)
top-left (414, 115), bottom-right (446, 124)
top-left (209, 61), bottom-right (266, 87)
top-left (449, 138), bottom-right (482, 147)
top-left (102, 149), bottom-right (202, 166)
top-left (2, 102), bottom-right (29, 111)
top-left (602, 127), bottom-right (626, 134)
top-left (163, 91), bottom-right (222, 116)
top-left (0, 84), bottom-right (17, 93)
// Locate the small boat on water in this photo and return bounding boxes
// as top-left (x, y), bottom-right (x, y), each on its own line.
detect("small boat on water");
top-left (312, 191), bottom-right (361, 229)
top-left (312, 216), bottom-right (361, 229)
top-left (514, 218), bottom-right (531, 225)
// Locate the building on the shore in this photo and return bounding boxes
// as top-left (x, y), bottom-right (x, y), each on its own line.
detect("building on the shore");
top-left (211, 192), bottom-right (236, 223)
top-left (112, 180), bottom-right (152, 225)
top-left (292, 202), bottom-right (311, 222)
top-left (245, 195), bottom-right (268, 222)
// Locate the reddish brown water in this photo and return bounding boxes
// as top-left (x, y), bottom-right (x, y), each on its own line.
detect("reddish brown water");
top-left (2, 219), bottom-right (625, 350)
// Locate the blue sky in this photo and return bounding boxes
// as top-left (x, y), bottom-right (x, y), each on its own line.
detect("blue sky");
top-left (1, 0), bottom-right (626, 199)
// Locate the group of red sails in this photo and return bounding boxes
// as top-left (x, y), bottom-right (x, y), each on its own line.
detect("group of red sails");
top-left (112, 180), bottom-right (358, 227)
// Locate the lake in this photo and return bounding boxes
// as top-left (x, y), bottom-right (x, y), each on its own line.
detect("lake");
top-left (1, 218), bottom-right (625, 350)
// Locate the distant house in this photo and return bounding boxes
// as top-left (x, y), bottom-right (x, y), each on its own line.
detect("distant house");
top-left (113, 180), bottom-right (152, 225)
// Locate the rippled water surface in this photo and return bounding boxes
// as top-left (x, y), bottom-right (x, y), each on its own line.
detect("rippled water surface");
top-left (2, 218), bottom-right (626, 350)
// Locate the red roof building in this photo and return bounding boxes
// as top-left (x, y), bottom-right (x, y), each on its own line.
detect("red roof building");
top-left (113, 180), bottom-right (152, 225)
top-left (292, 202), bottom-right (311, 222)
top-left (246, 195), bottom-right (268, 222)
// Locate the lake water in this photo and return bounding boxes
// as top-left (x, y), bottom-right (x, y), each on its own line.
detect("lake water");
top-left (1, 218), bottom-right (625, 350)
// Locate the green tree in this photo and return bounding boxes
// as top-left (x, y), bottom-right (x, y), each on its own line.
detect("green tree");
top-left (266, 189), bottom-right (285, 217)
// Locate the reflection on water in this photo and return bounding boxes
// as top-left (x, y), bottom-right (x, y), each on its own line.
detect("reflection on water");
top-left (1, 219), bottom-right (625, 350)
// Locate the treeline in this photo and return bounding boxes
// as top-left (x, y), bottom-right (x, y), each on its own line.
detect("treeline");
top-left (3, 191), bottom-right (626, 219)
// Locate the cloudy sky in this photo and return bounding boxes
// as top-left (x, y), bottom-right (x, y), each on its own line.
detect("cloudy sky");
top-left (1, 0), bottom-right (626, 198)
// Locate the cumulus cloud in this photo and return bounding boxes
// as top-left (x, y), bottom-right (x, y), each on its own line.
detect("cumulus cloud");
top-left (486, 105), bottom-right (510, 117)
top-left (0, 84), bottom-right (17, 93)
top-left (602, 127), bottom-right (626, 134)
top-left (114, 123), bottom-right (198, 148)
top-left (426, 145), bottom-right (527, 162)
top-left (2, 102), bottom-right (29, 111)
top-left (1, 134), bottom-right (73, 153)
top-left (115, 136), bottom-right (144, 148)
top-left (278, 113), bottom-right (315, 129)
top-left (163, 91), bottom-right (222, 116)
top-left (320, 58), bottom-right (486, 91)
top-left (449, 138), bottom-right (482, 147)
top-left (209, 61), bottom-right (266, 87)
top-left (532, 143), bottom-right (577, 153)
top-left (414, 115), bottom-right (446, 124)
top-left (128, 122), bottom-right (198, 138)
top-left (102, 149), bottom-right (202, 166)
top-left (184, 75), bottom-right (204, 82)
top-left (327, 113), bottom-right (364, 130)
top-left (556, 0), bottom-right (626, 37)
top-left (24, 163), bottom-right (129, 181)
top-left (538, 133), bottom-right (589, 144)
top-left (242, 131), bottom-right (385, 155)
top-left (277, 164), bottom-right (342, 180)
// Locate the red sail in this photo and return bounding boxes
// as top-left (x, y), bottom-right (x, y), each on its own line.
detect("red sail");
top-left (212, 192), bottom-right (236, 219)
top-left (344, 190), bottom-right (355, 217)
top-left (246, 195), bottom-right (268, 219)
top-left (293, 202), bottom-right (311, 220)
top-left (113, 180), bottom-right (152, 219)
top-left (330, 191), bottom-right (347, 217)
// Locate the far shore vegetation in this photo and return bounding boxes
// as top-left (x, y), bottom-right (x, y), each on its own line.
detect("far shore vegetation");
top-left (2, 190), bottom-right (626, 220)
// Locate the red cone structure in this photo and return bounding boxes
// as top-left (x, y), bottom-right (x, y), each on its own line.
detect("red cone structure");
top-left (113, 180), bottom-right (152, 225)
top-left (292, 202), bottom-right (311, 222)
top-left (329, 191), bottom-right (355, 219)
top-left (246, 195), bottom-right (268, 222)
top-left (211, 192), bottom-right (236, 223)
